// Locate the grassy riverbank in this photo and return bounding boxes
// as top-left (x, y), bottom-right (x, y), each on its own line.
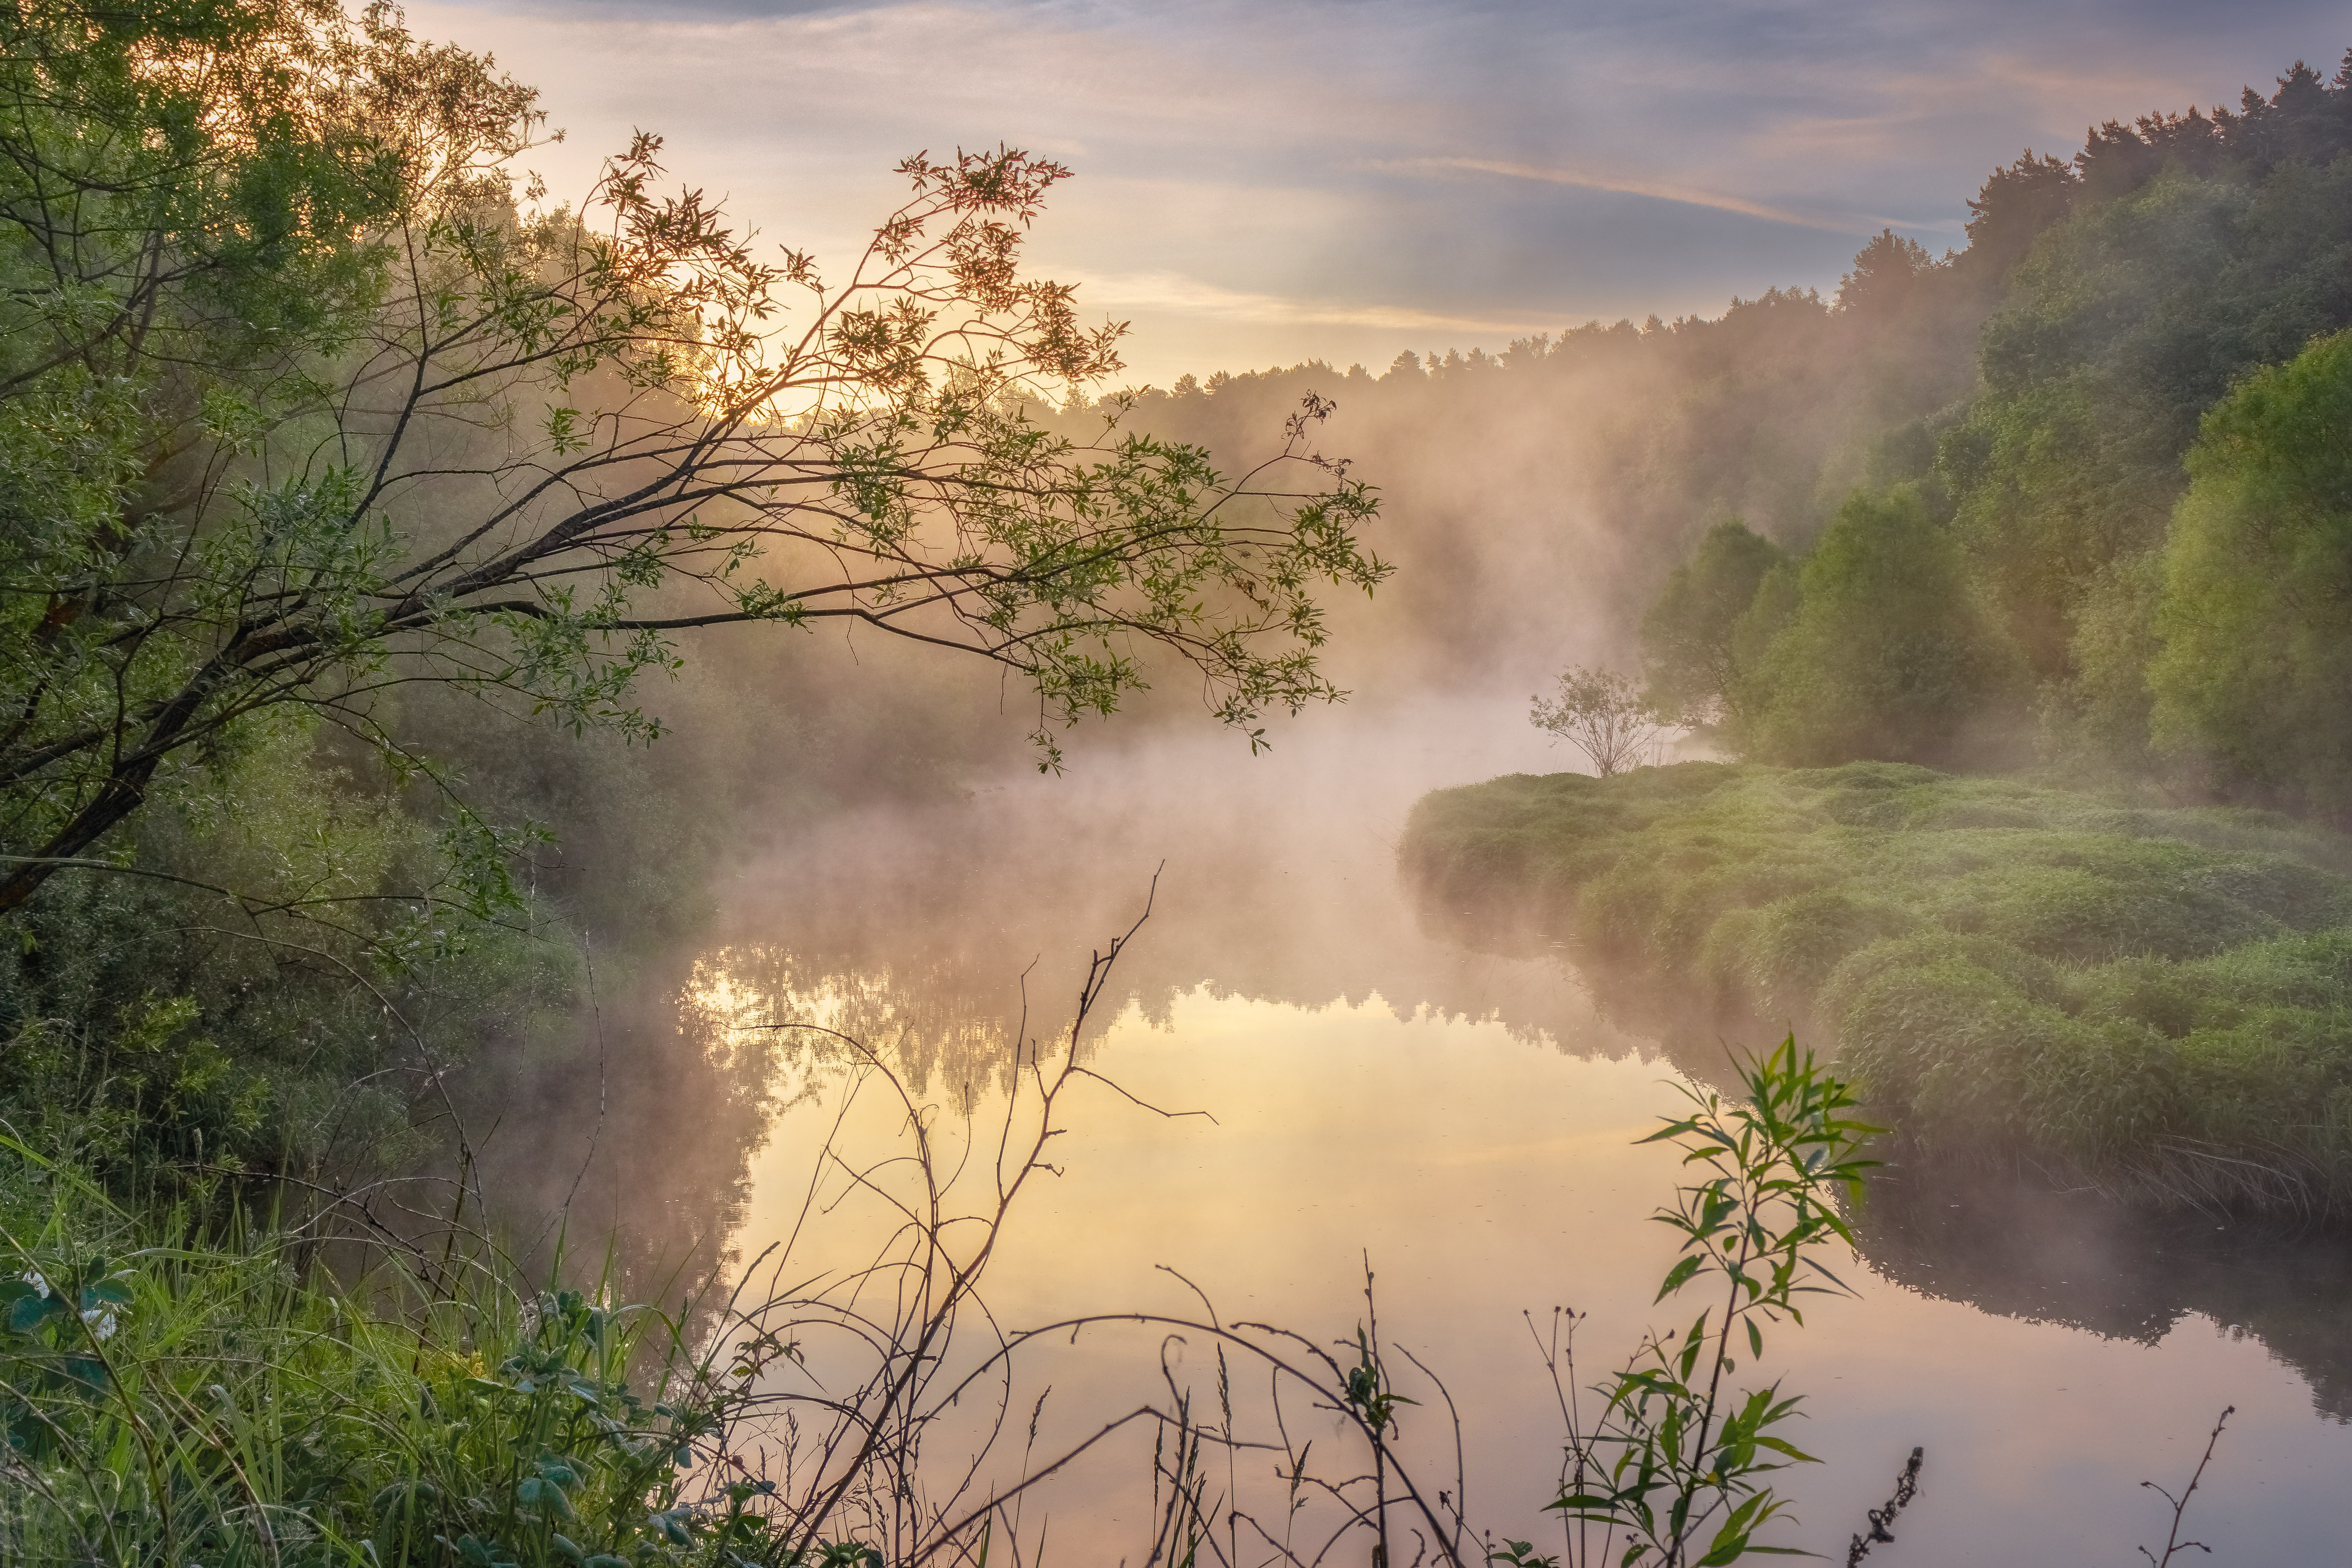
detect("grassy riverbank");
top-left (0, 1140), bottom-right (781, 1568)
top-left (1400, 762), bottom-right (2352, 1211)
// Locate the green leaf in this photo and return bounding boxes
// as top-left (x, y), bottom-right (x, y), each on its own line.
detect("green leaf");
top-left (1755, 1436), bottom-right (1820, 1463)
top-left (8, 1291), bottom-right (65, 1334)
top-left (1655, 1256), bottom-right (1702, 1303)
top-left (516, 1477), bottom-right (575, 1519)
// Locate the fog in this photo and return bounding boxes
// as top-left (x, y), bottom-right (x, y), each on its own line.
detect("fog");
top-left (454, 677), bottom-right (2352, 1567)
top-left (422, 83), bottom-right (2352, 1560)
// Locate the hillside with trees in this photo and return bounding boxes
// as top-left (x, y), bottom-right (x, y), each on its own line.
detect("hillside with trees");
top-left (1098, 56), bottom-right (2352, 817)
top-left (1399, 50), bottom-right (2352, 1218)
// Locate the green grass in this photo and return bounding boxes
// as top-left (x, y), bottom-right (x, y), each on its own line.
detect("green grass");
top-left (1400, 761), bottom-right (2352, 1210)
top-left (0, 1137), bottom-right (795, 1568)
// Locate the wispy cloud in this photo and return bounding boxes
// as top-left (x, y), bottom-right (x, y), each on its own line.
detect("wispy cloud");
top-left (1380, 156), bottom-right (1857, 233)
top-left (411, 0), bottom-right (2344, 381)
top-left (1066, 268), bottom-right (1556, 336)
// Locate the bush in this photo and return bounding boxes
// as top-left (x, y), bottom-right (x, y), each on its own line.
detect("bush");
top-left (1739, 489), bottom-right (2025, 767)
top-left (0, 719), bottom-right (569, 1187)
top-left (1637, 519), bottom-right (1786, 725)
top-left (2150, 327), bottom-right (2352, 822)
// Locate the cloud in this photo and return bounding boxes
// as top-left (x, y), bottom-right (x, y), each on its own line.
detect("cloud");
top-left (1061, 268), bottom-right (1558, 336)
top-left (1381, 156), bottom-right (1857, 233)
top-left (409, 0), bottom-right (2352, 382)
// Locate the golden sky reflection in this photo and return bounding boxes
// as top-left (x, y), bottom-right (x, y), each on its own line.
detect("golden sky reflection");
top-left (718, 984), bottom-right (2352, 1565)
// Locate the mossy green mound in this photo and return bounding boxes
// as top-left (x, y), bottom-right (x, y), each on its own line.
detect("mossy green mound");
top-left (1400, 761), bottom-right (2352, 1210)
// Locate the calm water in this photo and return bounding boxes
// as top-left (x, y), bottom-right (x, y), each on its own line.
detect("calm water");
top-left (502, 697), bottom-right (2352, 1566)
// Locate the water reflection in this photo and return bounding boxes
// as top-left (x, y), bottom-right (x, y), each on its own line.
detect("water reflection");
top-left (477, 700), bottom-right (2352, 1563)
top-left (1856, 1170), bottom-right (2352, 1422)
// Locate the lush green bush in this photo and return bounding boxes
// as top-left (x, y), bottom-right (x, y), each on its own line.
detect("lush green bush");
top-left (1735, 490), bottom-right (2025, 767)
top-left (1400, 761), bottom-right (2352, 1209)
top-left (0, 717), bottom-right (571, 1186)
top-left (2150, 328), bottom-right (2352, 822)
top-left (1637, 519), bottom-right (1785, 726)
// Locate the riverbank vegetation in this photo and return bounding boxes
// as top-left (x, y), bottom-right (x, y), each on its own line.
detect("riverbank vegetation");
top-left (0, 912), bottom-right (1895, 1568)
top-left (1379, 50), bottom-right (2352, 1220)
top-left (1402, 763), bottom-right (2352, 1210)
top-left (1626, 57), bottom-right (2352, 808)
top-left (1, 0), bottom-right (2337, 1554)
top-left (0, 0), bottom-right (1384, 1200)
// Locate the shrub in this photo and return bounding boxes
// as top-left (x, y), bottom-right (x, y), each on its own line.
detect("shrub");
top-left (1740, 489), bottom-right (2026, 768)
top-left (2150, 327), bottom-right (2352, 822)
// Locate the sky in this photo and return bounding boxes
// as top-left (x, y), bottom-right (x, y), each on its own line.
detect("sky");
top-left (408, 0), bottom-right (2352, 386)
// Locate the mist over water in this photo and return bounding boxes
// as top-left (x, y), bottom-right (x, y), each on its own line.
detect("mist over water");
top-left (471, 691), bottom-right (2352, 1567)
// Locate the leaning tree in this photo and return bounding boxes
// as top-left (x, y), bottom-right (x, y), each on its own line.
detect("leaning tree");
top-left (0, 0), bottom-right (1385, 912)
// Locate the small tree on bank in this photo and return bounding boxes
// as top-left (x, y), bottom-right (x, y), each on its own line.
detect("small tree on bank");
top-left (1531, 667), bottom-right (1676, 777)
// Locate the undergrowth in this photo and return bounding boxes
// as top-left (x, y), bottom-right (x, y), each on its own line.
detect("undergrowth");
top-left (1400, 760), bottom-right (2352, 1211)
top-left (0, 1134), bottom-right (796, 1568)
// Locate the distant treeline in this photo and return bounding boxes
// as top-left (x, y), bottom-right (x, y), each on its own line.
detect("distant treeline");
top-left (1088, 53), bottom-right (2352, 825)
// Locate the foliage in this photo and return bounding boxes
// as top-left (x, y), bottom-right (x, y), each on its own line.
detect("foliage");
top-left (1550, 1039), bottom-right (1875, 1568)
top-left (0, 715), bottom-right (567, 1184)
top-left (2042, 549), bottom-right (2166, 776)
top-left (1400, 761), bottom-right (2352, 1210)
top-left (1638, 522), bottom-right (1785, 727)
top-left (1607, 50), bottom-right (2352, 788)
top-left (0, 1), bottom-right (1387, 918)
top-left (0, 1142), bottom-right (823, 1568)
top-left (1532, 669), bottom-right (1676, 778)
top-left (1938, 60), bottom-right (2352, 690)
top-left (1737, 490), bottom-right (2023, 768)
top-left (2148, 328), bottom-right (2352, 822)
top-left (0, 0), bottom-right (539, 907)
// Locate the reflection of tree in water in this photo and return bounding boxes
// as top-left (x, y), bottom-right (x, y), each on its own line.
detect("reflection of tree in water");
top-left (1857, 1165), bottom-right (2352, 1421)
top-left (1412, 871), bottom-right (2352, 1422)
top-left (445, 940), bottom-right (800, 1320)
top-left (682, 945), bottom-right (1025, 1109)
top-left (679, 784), bottom-right (1644, 1097)
top-left (441, 798), bottom-right (1636, 1319)
top-left (1408, 892), bottom-right (1755, 1087)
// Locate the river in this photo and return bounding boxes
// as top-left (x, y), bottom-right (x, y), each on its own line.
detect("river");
top-left (479, 694), bottom-right (2352, 1566)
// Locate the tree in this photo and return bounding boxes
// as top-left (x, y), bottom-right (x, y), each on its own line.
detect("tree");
top-left (1741, 488), bottom-right (2022, 768)
top-left (1531, 667), bottom-right (1674, 778)
top-left (0, 4), bottom-right (1385, 913)
top-left (1957, 152), bottom-right (2078, 286)
top-left (1939, 62), bottom-right (2352, 688)
top-left (2148, 328), bottom-right (2352, 820)
top-left (1835, 229), bottom-right (1938, 319)
top-left (1638, 519), bottom-right (1785, 726)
